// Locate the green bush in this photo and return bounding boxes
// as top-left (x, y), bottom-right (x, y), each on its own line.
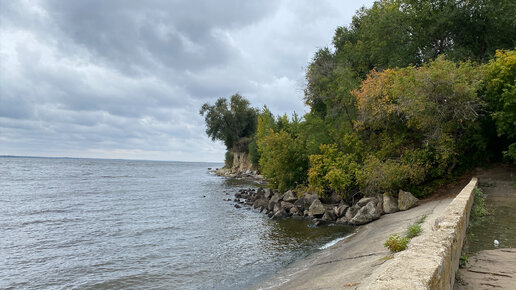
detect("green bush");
top-left (406, 224), bottom-right (422, 238)
top-left (308, 142), bottom-right (360, 198)
top-left (384, 234), bottom-right (409, 253)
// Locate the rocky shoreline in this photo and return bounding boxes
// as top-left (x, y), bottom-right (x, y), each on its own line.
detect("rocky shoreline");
top-left (230, 187), bottom-right (420, 226)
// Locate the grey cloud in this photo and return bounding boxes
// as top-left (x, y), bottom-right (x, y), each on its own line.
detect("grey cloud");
top-left (0, 0), bottom-right (375, 161)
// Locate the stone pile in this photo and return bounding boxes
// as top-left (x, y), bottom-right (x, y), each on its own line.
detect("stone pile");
top-left (232, 187), bottom-right (419, 225)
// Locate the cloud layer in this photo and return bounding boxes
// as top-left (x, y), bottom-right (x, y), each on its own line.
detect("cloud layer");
top-left (0, 0), bottom-right (374, 162)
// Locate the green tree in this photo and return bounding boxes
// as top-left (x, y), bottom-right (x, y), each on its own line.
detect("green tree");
top-left (484, 49), bottom-right (516, 163)
top-left (200, 94), bottom-right (257, 151)
top-left (353, 56), bottom-right (484, 193)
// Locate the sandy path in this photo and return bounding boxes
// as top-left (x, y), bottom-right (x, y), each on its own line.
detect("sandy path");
top-left (251, 192), bottom-right (460, 289)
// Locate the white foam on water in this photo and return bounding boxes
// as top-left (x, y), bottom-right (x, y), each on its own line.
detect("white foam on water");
top-left (318, 233), bottom-right (355, 250)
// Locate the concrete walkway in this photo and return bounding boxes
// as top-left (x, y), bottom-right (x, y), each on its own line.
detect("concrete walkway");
top-left (252, 189), bottom-right (463, 290)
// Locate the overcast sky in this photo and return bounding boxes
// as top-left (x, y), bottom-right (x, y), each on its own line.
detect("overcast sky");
top-left (0, 0), bottom-right (374, 162)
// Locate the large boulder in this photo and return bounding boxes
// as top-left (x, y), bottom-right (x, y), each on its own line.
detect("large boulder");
top-left (349, 201), bottom-right (382, 225)
top-left (264, 189), bottom-right (273, 199)
top-left (293, 198), bottom-right (306, 212)
top-left (290, 206), bottom-right (301, 216)
top-left (267, 200), bottom-right (278, 211)
top-left (345, 205), bottom-right (359, 221)
top-left (308, 199), bottom-right (325, 217)
top-left (272, 208), bottom-right (288, 219)
top-left (283, 190), bottom-right (298, 202)
top-left (357, 197), bottom-right (376, 207)
top-left (321, 210), bottom-right (337, 221)
top-left (253, 198), bottom-right (269, 209)
top-left (281, 201), bottom-right (295, 211)
top-left (383, 193), bottom-right (399, 213)
top-left (270, 193), bottom-right (283, 204)
top-left (398, 190), bottom-right (418, 211)
top-left (335, 204), bottom-right (349, 218)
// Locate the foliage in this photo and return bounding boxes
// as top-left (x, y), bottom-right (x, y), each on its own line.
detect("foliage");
top-left (460, 255), bottom-right (469, 268)
top-left (353, 57), bottom-right (484, 193)
top-left (200, 94), bottom-right (257, 150)
top-left (406, 224), bottom-right (422, 238)
top-left (384, 234), bottom-right (409, 253)
top-left (484, 49), bottom-right (516, 164)
top-left (308, 140), bottom-right (361, 198)
top-left (471, 187), bottom-right (487, 218)
top-left (224, 150), bottom-right (234, 169)
top-left (257, 129), bottom-right (308, 192)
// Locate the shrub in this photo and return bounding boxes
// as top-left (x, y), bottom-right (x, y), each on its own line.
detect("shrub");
top-left (384, 234), bottom-right (409, 253)
top-left (308, 142), bottom-right (360, 198)
top-left (406, 224), bottom-right (422, 238)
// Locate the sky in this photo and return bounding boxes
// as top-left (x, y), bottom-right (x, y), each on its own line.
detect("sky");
top-left (0, 0), bottom-right (375, 162)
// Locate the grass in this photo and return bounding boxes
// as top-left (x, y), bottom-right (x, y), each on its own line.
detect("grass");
top-left (384, 234), bottom-right (409, 252)
top-left (471, 187), bottom-right (487, 218)
top-left (384, 215), bottom-right (427, 253)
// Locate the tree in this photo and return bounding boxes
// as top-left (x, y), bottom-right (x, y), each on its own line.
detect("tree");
top-left (352, 56), bottom-right (484, 193)
top-left (484, 49), bottom-right (516, 163)
top-left (200, 94), bottom-right (257, 151)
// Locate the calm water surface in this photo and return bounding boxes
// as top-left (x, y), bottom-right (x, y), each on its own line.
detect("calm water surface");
top-left (0, 157), bottom-right (353, 289)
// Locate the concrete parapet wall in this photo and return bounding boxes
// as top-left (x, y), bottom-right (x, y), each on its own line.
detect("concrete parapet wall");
top-left (366, 177), bottom-right (478, 290)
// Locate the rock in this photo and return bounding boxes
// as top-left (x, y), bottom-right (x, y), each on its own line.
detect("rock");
top-left (303, 209), bottom-right (309, 217)
top-left (376, 195), bottom-right (384, 214)
top-left (301, 193), bottom-right (319, 209)
top-left (290, 206), bottom-right (300, 216)
top-left (357, 197), bottom-right (376, 207)
top-left (270, 193), bottom-right (283, 204)
top-left (383, 193), bottom-right (399, 214)
top-left (272, 208), bottom-right (288, 219)
top-left (345, 206), bottom-right (359, 220)
top-left (264, 189), bottom-right (273, 199)
top-left (253, 198), bottom-right (269, 209)
top-left (308, 199), bottom-right (325, 218)
top-left (234, 204), bottom-right (241, 209)
top-left (293, 198), bottom-right (306, 212)
top-left (283, 190), bottom-right (298, 202)
top-left (257, 187), bottom-right (265, 196)
top-left (281, 201), bottom-right (294, 211)
top-left (267, 200), bottom-right (277, 211)
top-left (273, 203), bottom-right (282, 213)
top-left (336, 204), bottom-right (349, 218)
top-left (349, 201), bottom-right (382, 225)
top-left (336, 216), bottom-right (348, 224)
top-left (322, 210), bottom-right (337, 221)
top-left (398, 190), bottom-right (418, 211)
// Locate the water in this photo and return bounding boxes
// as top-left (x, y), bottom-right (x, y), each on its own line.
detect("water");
top-left (0, 157), bottom-right (353, 289)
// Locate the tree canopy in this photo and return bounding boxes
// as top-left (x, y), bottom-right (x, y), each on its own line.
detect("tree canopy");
top-left (200, 94), bottom-right (257, 151)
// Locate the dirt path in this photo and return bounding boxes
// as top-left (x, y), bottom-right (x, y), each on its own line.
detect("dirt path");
top-left (455, 165), bottom-right (516, 289)
top-left (251, 191), bottom-right (463, 289)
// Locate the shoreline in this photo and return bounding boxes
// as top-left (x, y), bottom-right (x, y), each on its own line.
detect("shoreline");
top-left (249, 190), bottom-right (464, 289)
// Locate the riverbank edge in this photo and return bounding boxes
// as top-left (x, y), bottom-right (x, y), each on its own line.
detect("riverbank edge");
top-left (365, 177), bottom-right (477, 289)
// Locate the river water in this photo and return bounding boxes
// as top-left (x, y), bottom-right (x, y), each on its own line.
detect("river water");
top-left (1, 157), bottom-right (353, 289)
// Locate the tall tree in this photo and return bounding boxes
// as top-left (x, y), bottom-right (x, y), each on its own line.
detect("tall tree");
top-left (200, 94), bottom-right (257, 151)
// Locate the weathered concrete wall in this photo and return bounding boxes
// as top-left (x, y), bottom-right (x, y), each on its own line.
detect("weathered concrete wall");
top-left (366, 177), bottom-right (478, 290)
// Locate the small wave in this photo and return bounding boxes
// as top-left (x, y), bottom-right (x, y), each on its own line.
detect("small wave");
top-left (318, 233), bottom-right (355, 250)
